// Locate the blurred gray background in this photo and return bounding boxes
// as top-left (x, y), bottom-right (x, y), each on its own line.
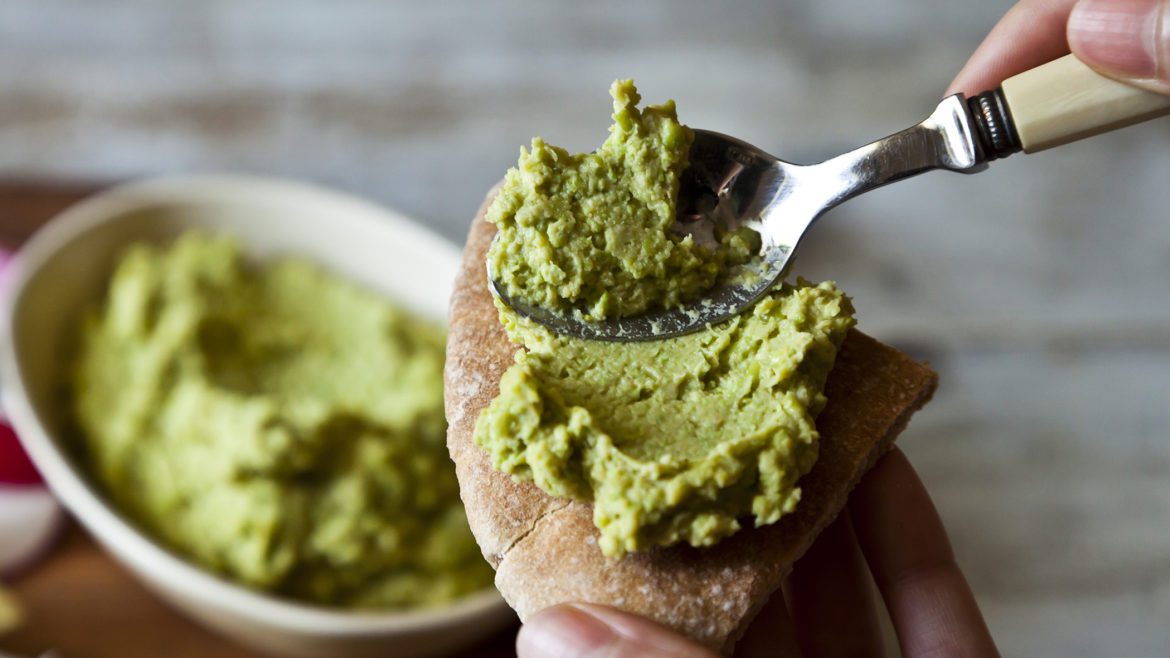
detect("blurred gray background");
top-left (2, 0), bottom-right (1168, 655)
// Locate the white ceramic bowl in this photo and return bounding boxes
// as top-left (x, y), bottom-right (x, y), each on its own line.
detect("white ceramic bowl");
top-left (0, 175), bottom-right (514, 658)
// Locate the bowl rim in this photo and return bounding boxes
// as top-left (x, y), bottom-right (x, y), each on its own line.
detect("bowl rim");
top-left (0, 173), bottom-right (509, 636)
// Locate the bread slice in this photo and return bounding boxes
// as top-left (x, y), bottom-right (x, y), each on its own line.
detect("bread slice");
top-left (445, 190), bottom-right (939, 654)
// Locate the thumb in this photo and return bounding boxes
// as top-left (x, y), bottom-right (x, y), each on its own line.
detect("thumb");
top-left (516, 604), bottom-right (720, 658)
top-left (1068, 0), bottom-right (1170, 95)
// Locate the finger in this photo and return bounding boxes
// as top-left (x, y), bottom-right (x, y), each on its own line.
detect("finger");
top-left (947, 0), bottom-right (1079, 95)
top-left (734, 585), bottom-right (802, 658)
top-left (517, 603), bottom-right (720, 658)
top-left (1069, 0), bottom-right (1170, 95)
top-left (849, 449), bottom-right (999, 658)
top-left (784, 513), bottom-right (885, 657)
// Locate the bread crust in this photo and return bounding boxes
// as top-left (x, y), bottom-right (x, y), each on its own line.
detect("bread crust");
top-left (445, 190), bottom-right (938, 653)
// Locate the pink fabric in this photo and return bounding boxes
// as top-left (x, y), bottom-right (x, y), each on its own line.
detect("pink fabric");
top-left (0, 416), bottom-right (40, 484)
top-left (0, 421), bottom-right (41, 486)
top-left (0, 245), bottom-right (41, 485)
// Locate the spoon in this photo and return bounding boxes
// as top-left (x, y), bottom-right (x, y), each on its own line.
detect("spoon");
top-left (491, 55), bottom-right (1170, 341)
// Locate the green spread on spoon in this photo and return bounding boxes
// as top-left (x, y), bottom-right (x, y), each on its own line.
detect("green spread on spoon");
top-left (486, 79), bottom-right (758, 321)
top-left (475, 81), bottom-right (855, 557)
top-left (72, 233), bottom-right (494, 608)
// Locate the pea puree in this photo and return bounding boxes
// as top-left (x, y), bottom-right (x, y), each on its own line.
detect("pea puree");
top-left (72, 233), bottom-right (493, 608)
top-left (477, 283), bottom-right (853, 557)
top-left (486, 79), bottom-right (757, 321)
top-left (476, 81), bottom-right (855, 557)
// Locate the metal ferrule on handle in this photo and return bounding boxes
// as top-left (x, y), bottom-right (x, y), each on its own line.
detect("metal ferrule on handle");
top-left (966, 88), bottom-right (1022, 161)
top-left (968, 54), bottom-right (1170, 158)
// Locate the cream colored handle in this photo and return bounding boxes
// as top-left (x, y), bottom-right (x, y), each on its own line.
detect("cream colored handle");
top-left (1000, 54), bottom-right (1170, 153)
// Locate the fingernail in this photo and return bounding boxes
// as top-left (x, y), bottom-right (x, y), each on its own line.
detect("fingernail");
top-left (1068, 0), bottom-right (1166, 78)
top-left (516, 605), bottom-right (619, 658)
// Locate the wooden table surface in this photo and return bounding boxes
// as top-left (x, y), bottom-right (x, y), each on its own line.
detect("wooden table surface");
top-left (0, 183), bottom-right (519, 658)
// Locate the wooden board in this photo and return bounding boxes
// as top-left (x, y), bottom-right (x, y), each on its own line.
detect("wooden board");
top-left (0, 183), bottom-right (518, 658)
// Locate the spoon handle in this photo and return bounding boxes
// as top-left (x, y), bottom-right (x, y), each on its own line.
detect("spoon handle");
top-left (993, 54), bottom-right (1170, 153)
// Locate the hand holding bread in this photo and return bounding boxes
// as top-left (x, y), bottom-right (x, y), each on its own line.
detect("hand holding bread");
top-left (515, 449), bottom-right (999, 658)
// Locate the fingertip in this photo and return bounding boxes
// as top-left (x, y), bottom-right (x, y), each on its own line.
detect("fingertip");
top-left (517, 605), bottom-right (617, 658)
top-left (1068, 0), bottom-right (1165, 82)
top-left (516, 603), bottom-right (720, 658)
